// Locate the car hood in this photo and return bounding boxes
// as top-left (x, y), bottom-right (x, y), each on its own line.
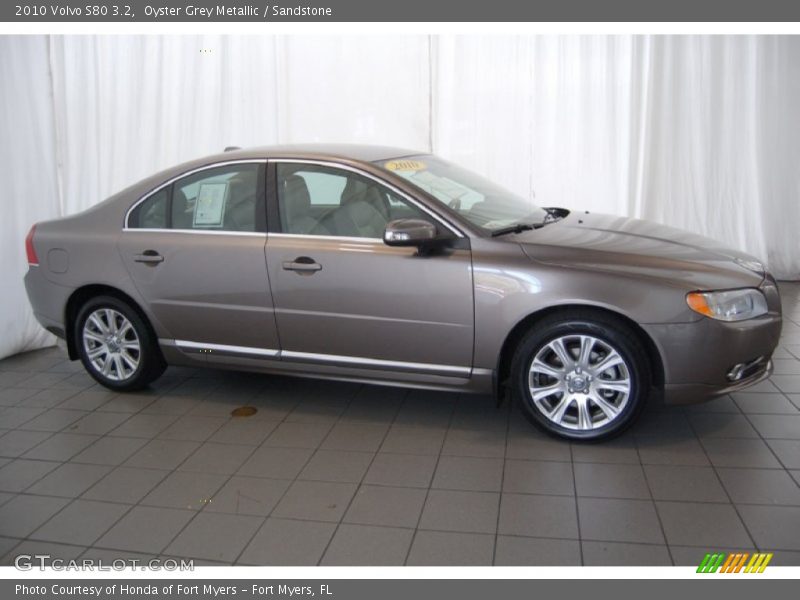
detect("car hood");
top-left (513, 212), bottom-right (765, 290)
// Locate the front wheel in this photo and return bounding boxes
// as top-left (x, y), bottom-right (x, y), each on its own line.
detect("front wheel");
top-left (75, 295), bottom-right (166, 391)
top-left (510, 312), bottom-right (651, 441)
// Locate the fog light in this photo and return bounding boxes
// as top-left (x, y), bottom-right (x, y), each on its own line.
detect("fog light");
top-left (726, 356), bottom-right (765, 382)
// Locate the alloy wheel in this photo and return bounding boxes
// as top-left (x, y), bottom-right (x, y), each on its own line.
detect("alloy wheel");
top-left (82, 308), bottom-right (141, 382)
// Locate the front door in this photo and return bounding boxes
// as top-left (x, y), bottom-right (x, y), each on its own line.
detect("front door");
top-left (118, 161), bottom-right (281, 357)
top-left (265, 161), bottom-right (474, 377)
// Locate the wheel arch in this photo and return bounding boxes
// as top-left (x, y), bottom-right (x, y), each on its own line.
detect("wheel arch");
top-left (494, 304), bottom-right (665, 399)
top-left (64, 284), bottom-right (157, 360)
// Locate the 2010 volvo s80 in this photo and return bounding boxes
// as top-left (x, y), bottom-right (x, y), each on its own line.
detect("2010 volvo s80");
top-left (23, 145), bottom-right (782, 440)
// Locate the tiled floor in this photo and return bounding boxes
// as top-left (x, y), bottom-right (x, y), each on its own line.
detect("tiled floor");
top-left (1, 282), bottom-right (800, 566)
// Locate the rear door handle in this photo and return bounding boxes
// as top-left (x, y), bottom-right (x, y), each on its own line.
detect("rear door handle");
top-left (134, 250), bottom-right (164, 264)
top-left (282, 256), bottom-right (322, 273)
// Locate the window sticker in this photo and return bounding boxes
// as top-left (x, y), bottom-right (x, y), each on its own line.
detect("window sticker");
top-left (384, 159), bottom-right (427, 172)
top-left (193, 182), bottom-right (228, 227)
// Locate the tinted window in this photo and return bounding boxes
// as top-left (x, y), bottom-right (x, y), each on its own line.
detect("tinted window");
top-left (276, 163), bottom-right (428, 238)
top-left (128, 188), bottom-right (168, 229)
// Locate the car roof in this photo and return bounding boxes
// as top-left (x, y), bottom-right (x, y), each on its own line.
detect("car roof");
top-left (204, 144), bottom-right (425, 164)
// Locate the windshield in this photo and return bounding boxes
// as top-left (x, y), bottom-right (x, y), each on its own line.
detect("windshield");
top-left (374, 154), bottom-right (546, 233)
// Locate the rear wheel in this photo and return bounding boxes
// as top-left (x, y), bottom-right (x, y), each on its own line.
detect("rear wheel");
top-left (510, 311), bottom-right (651, 441)
top-left (75, 295), bottom-right (166, 391)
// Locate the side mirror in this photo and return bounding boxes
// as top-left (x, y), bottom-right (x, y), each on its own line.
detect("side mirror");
top-left (383, 219), bottom-right (438, 247)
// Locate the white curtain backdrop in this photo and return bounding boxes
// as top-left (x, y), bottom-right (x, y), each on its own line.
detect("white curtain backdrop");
top-left (1, 34), bottom-right (799, 359)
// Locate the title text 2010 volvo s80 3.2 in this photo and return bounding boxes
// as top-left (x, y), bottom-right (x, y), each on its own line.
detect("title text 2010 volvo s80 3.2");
top-left (23, 145), bottom-right (782, 440)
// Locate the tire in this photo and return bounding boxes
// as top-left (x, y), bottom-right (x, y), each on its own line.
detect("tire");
top-left (74, 295), bottom-right (166, 391)
top-left (510, 310), bottom-right (651, 441)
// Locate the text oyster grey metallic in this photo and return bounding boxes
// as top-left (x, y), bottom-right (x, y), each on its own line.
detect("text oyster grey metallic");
top-left (23, 144), bottom-right (782, 440)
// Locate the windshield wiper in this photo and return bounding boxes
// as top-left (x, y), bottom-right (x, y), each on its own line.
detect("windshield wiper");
top-left (490, 223), bottom-right (539, 237)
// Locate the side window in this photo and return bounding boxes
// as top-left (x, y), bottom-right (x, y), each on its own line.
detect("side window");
top-left (172, 164), bottom-right (262, 232)
top-left (276, 163), bottom-right (429, 238)
top-left (128, 188), bottom-right (168, 229)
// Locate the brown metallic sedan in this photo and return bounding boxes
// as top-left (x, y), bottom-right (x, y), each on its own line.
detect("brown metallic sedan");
top-left (23, 145), bottom-right (782, 440)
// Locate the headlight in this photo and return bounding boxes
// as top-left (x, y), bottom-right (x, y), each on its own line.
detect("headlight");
top-left (686, 289), bottom-right (769, 322)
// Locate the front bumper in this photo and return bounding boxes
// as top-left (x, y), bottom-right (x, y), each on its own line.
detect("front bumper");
top-left (643, 277), bottom-right (782, 405)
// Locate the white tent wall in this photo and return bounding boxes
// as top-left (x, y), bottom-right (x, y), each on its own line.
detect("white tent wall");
top-left (1, 34), bottom-right (799, 361)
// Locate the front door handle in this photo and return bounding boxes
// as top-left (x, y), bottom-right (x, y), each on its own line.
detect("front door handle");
top-left (134, 250), bottom-right (164, 265)
top-left (282, 256), bottom-right (322, 273)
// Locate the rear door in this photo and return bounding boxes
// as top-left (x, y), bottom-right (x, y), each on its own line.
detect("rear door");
top-left (118, 161), bottom-right (281, 358)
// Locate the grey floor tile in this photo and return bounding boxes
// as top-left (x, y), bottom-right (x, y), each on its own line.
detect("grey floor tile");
top-left (96, 394), bottom-right (156, 414)
top-left (689, 413), bottom-right (758, 439)
top-left (574, 463), bottom-right (650, 500)
top-left (0, 459), bottom-right (60, 492)
top-left (20, 409), bottom-right (87, 432)
top-left (792, 470), bottom-right (800, 487)
top-left (770, 375), bottom-right (800, 394)
top-left (363, 453), bottom-right (437, 488)
top-left (27, 463), bottom-right (112, 498)
top-left (344, 485), bottom-right (427, 528)
top-left (58, 390), bottom-right (115, 411)
top-left (263, 422), bottom-right (333, 449)
top-left (95, 506), bottom-right (195, 554)
top-left (737, 504), bottom-right (800, 550)
top-left (320, 423), bottom-right (389, 453)
top-left (123, 439), bottom-right (200, 470)
top-left (208, 419), bottom-right (278, 446)
top-left (237, 446), bottom-right (314, 479)
top-left (67, 412), bottom-right (131, 436)
top-left (16, 388), bottom-right (76, 409)
top-left (164, 512), bottom-right (263, 562)
top-left (636, 436), bottom-right (710, 466)
top-left (656, 501), bottom-right (752, 547)
top-left (432, 456), bottom-right (503, 492)
top-left (505, 431), bottom-right (572, 462)
top-left (379, 426), bottom-right (446, 455)
top-left (582, 540), bottom-right (672, 565)
top-left (71, 436), bottom-right (148, 466)
top-left (177, 443), bottom-right (254, 475)
top-left (502, 459), bottom-right (574, 496)
top-left (22, 433), bottom-right (99, 461)
top-left (0, 430), bottom-right (52, 458)
top-left (767, 439), bottom-right (800, 469)
top-left (748, 415), bottom-right (800, 439)
top-left (1, 539), bottom-right (86, 565)
top-left (321, 524), bottom-right (413, 566)
top-left (141, 395), bottom-right (202, 417)
top-left (0, 407), bottom-right (46, 429)
top-left (158, 416), bottom-right (227, 442)
top-left (141, 471), bottom-right (228, 510)
top-left (205, 476), bottom-right (290, 516)
top-left (441, 427), bottom-right (506, 458)
top-left (31, 499), bottom-right (129, 546)
top-left (682, 395), bottom-right (740, 414)
top-left (578, 498), bottom-right (664, 544)
top-left (272, 480), bottom-right (357, 522)
top-left (494, 536), bottom-right (581, 566)
top-left (298, 450), bottom-right (373, 483)
top-left (285, 399), bottom-right (349, 424)
top-left (499, 493), bottom-right (578, 539)
top-left (571, 437), bottom-right (639, 464)
top-left (644, 465), bottom-right (728, 502)
top-left (110, 413), bottom-right (179, 438)
top-left (701, 438), bottom-right (783, 468)
top-left (718, 468), bottom-right (800, 505)
top-left (419, 489), bottom-right (499, 534)
top-left (407, 530), bottom-right (494, 565)
top-left (81, 465), bottom-right (166, 504)
top-left (0, 494), bottom-right (69, 537)
top-left (238, 518), bottom-right (336, 565)
top-left (733, 393), bottom-right (799, 414)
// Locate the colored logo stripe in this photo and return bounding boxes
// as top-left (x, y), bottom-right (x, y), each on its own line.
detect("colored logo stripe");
top-left (697, 552), bottom-right (773, 573)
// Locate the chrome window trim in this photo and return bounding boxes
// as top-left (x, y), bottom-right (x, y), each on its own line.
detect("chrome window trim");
top-left (122, 228), bottom-right (266, 237)
top-left (123, 159), bottom-right (268, 230)
top-left (268, 232), bottom-right (383, 244)
top-left (270, 158), bottom-right (465, 239)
